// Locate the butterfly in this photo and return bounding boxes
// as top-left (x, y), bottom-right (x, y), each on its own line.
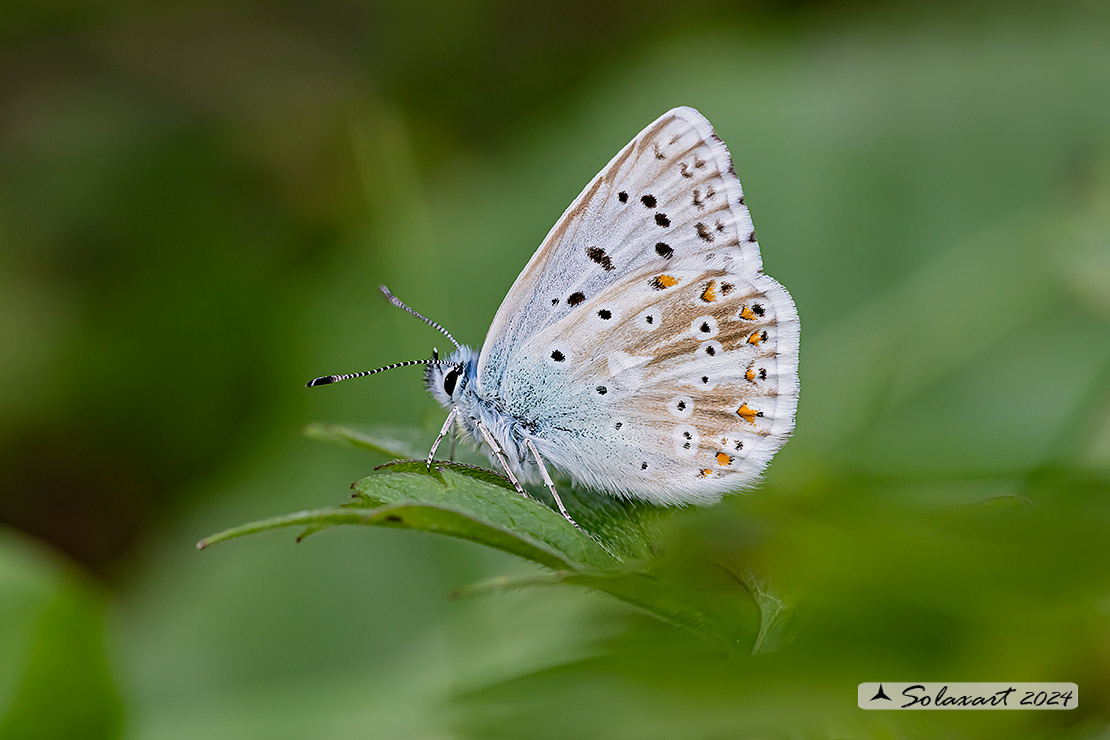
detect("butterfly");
top-left (309, 107), bottom-right (800, 528)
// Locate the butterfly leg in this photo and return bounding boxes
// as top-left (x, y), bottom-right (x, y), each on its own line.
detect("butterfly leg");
top-left (525, 439), bottom-right (579, 529)
top-left (474, 419), bottom-right (528, 497)
top-left (427, 406), bottom-right (459, 469)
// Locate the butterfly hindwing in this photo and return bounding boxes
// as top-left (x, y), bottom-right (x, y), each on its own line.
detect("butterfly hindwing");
top-left (477, 107), bottom-right (765, 393)
top-left (503, 258), bottom-right (798, 504)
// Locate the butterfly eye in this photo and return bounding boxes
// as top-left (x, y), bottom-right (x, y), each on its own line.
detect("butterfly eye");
top-left (443, 367), bottom-right (461, 396)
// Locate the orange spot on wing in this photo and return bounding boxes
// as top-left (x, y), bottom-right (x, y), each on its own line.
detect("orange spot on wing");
top-left (716, 452), bottom-right (733, 466)
top-left (651, 274), bottom-right (679, 290)
top-left (747, 330), bottom-right (766, 345)
top-left (736, 403), bottom-right (762, 423)
top-left (698, 468), bottom-right (713, 478)
top-left (739, 305), bottom-right (757, 320)
top-left (745, 367), bottom-right (757, 382)
top-left (700, 280), bottom-right (718, 302)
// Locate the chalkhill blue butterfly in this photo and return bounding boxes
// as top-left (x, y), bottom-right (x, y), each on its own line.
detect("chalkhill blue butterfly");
top-left (309, 107), bottom-right (800, 527)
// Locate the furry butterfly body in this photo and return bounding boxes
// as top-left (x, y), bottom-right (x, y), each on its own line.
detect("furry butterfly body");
top-left (422, 107), bottom-right (800, 512)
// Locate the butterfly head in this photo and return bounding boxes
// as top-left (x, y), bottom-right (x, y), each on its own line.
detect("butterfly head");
top-left (425, 345), bottom-right (477, 407)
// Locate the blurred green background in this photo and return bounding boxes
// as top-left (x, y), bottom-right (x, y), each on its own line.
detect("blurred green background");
top-left (2, 1), bottom-right (1108, 738)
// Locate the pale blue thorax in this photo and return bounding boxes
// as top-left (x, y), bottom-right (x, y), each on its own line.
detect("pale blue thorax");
top-left (426, 344), bottom-right (580, 484)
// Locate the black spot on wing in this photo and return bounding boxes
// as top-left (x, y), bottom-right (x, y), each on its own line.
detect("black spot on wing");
top-left (655, 242), bottom-right (673, 259)
top-left (693, 186), bottom-right (715, 209)
top-left (655, 213), bottom-right (670, 227)
top-left (585, 246), bottom-right (614, 271)
top-left (567, 292), bottom-right (585, 306)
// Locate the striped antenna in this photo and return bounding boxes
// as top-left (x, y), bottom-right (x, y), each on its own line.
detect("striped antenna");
top-left (306, 359), bottom-right (453, 388)
top-left (379, 285), bottom-right (461, 350)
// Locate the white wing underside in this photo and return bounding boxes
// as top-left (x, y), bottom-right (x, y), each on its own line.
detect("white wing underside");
top-left (479, 107), bottom-right (762, 384)
top-left (473, 107), bottom-right (799, 504)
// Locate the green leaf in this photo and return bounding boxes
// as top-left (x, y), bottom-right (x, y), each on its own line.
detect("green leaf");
top-left (0, 532), bottom-right (125, 739)
top-left (725, 563), bottom-right (799, 654)
top-left (450, 562), bottom-right (793, 652)
top-left (202, 425), bottom-right (794, 653)
top-left (200, 467), bottom-right (617, 571)
top-left (375, 458), bottom-right (520, 491)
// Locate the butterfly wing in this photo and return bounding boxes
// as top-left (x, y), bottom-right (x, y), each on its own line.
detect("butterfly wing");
top-left (503, 258), bottom-right (799, 504)
top-left (476, 107), bottom-right (765, 392)
top-left (473, 107), bottom-right (798, 502)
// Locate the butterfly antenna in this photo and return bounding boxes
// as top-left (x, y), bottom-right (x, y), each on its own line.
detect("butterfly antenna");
top-left (379, 285), bottom-right (462, 351)
top-left (307, 359), bottom-right (453, 388)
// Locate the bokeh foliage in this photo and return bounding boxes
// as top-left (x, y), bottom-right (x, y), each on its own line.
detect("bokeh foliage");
top-left (2, 1), bottom-right (1108, 738)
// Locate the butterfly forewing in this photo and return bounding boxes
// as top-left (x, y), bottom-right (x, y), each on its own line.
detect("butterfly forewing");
top-left (477, 107), bottom-right (765, 392)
